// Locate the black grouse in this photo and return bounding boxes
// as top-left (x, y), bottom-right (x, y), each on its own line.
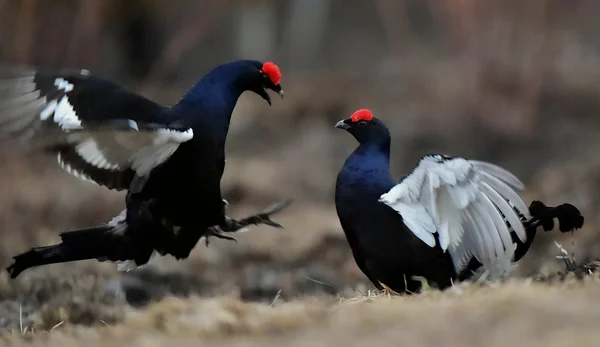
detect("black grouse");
top-left (334, 108), bottom-right (584, 294)
top-left (0, 59), bottom-right (290, 278)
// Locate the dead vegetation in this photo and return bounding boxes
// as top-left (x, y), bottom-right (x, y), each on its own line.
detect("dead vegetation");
top-left (1, 1), bottom-right (600, 346)
top-left (4, 272), bottom-right (600, 347)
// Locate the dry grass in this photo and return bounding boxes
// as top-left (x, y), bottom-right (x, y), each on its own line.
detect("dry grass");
top-left (1, 60), bottom-right (599, 346)
top-left (3, 276), bottom-right (600, 347)
top-left (2, 2), bottom-right (600, 346)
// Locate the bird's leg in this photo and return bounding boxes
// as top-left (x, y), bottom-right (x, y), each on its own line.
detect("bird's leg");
top-left (218, 199), bottom-right (292, 233)
top-left (222, 199), bottom-right (229, 215)
top-left (204, 226), bottom-right (238, 247)
top-left (204, 199), bottom-right (291, 247)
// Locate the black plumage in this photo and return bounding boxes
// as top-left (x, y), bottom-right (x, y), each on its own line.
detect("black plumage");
top-left (334, 109), bottom-right (584, 294)
top-left (1, 60), bottom-right (289, 278)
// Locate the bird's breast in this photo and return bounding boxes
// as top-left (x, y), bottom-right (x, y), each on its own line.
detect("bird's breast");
top-left (134, 142), bottom-right (226, 227)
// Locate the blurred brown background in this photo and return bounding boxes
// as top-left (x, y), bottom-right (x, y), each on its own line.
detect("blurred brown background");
top-left (0, 0), bottom-right (599, 330)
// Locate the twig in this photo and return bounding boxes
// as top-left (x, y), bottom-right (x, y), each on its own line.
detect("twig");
top-left (305, 276), bottom-right (336, 290)
top-left (19, 304), bottom-right (23, 334)
top-left (554, 240), bottom-right (576, 271)
top-left (269, 289), bottom-right (282, 307)
top-left (50, 321), bottom-right (64, 332)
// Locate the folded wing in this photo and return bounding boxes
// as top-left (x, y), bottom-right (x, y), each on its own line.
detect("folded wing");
top-left (0, 66), bottom-right (193, 191)
top-left (378, 154), bottom-right (531, 276)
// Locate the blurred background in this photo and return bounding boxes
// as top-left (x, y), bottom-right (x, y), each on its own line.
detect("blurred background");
top-left (0, 0), bottom-right (599, 329)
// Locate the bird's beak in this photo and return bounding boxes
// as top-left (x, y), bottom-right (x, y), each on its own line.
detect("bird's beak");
top-left (335, 120), bottom-right (350, 130)
top-left (262, 89), bottom-right (272, 106)
top-left (262, 85), bottom-right (284, 106)
top-left (270, 84), bottom-right (284, 100)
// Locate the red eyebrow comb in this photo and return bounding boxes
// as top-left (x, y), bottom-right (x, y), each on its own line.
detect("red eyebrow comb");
top-left (261, 62), bottom-right (281, 85)
top-left (350, 109), bottom-right (373, 122)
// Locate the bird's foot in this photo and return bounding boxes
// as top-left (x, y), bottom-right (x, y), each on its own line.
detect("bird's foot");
top-left (204, 226), bottom-right (238, 247)
top-left (219, 199), bottom-right (292, 233)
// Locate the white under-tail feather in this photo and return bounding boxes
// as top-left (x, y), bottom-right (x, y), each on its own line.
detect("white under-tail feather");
top-left (116, 250), bottom-right (162, 272)
top-left (105, 210), bottom-right (164, 272)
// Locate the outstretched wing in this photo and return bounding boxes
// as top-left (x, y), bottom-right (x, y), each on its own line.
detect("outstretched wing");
top-left (0, 66), bottom-right (193, 191)
top-left (378, 154), bottom-right (531, 276)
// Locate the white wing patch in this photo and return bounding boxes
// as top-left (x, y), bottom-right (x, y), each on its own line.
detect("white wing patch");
top-left (44, 75), bottom-right (193, 179)
top-left (0, 69), bottom-right (192, 187)
top-left (0, 74), bottom-right (83, 135)
top-left (53, 96), bottom-right (82, 130)
top-left (56, 151), bottom-right (95, 182)
top-left (38, 78), bottom-right (82, 129)
top-left (54, 77), bottom-right (74, 93)
top-left (379, 155), bottom-right (531, 276)
top-left (39, 100), bottom-right (57, 120)
top-left (62, 127), bottom-right (194, 177)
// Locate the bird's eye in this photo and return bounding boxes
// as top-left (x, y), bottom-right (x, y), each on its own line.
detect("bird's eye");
top-left (358, 121), bottom-right (369, 126)
top-left (260, 72), bottom-right (272, 84)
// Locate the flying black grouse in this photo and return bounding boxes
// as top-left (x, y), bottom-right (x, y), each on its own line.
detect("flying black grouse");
top-left (334, 109), bottom-right (584, 294)
top-left (1, 59), bottom-right (290, 278)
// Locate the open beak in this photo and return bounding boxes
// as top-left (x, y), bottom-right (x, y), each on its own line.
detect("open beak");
top-left (263, 89), bottom-right (272, 106)
top-left (262, 85), bottom-right (284, 106)
top-left (335, 119), bottom-right (350, 130)
top-left (271, 84), bottom-right (284, 100)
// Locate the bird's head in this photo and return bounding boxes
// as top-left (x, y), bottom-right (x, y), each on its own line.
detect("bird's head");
top-left (242, 60), bottom-right (284, 106)
top-left (335, 109), bottom-right (390, 144)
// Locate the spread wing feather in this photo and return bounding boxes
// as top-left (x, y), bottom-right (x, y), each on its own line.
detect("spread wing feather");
top-left (379, 155), bottom-right (531, 276)
top-left (0, 66), bottom-right (193, 191)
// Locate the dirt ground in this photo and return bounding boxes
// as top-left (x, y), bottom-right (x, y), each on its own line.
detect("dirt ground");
top-left (3, 277), bottom-right (600, 347)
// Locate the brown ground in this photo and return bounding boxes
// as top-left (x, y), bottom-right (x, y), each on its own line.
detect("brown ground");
top-left (4, 276), bottom-right (600, 347)
top-left (0, 82), bottom-right (598, 345)
top-left (3, 8), bottom-right (600, 344)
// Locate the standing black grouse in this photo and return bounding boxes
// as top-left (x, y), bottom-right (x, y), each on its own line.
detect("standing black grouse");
top-left (1, 59), bottom-right (290, 278)
top-left (334, 109), bottom-right (584, 294)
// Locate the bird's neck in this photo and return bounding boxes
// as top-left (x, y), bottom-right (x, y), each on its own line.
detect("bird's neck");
top-left (357, 137), bottom-right (391, 159)
top-left (338, 139), bottom-right (394, 196)
top-left (172, 71), bottom-right (250, 141)
top-left (353, 138), bottom-right (392, 172)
